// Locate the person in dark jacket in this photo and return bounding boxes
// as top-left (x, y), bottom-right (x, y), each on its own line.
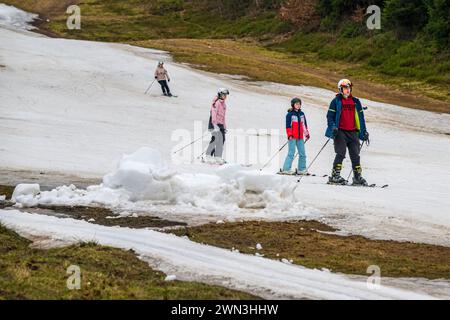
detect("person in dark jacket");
top-left (281, 97), bottom-right (310, 175)
top-left (325, 79), bottom-right (370, 185)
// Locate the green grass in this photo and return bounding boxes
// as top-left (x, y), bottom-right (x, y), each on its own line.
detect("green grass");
top-left (0, 223), bottom-right (259, 299)
top-left (29, 0), bottom-right (291, 41)
top-left (135, 38), bottom-right (449, 113)
top-left (0, 185), bottom-right (14, 200)
top-left (170, 220), bottom-right (450, 279)
top-left (271, 31), bottom-right (450, 103)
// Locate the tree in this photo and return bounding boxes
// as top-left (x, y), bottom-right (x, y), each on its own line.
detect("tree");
top-left (383, 0), bottom-right (428, 39)
top-left (425, 0), bottom-right (450, 48)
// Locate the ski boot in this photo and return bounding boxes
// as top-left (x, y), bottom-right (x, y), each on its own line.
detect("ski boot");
top-left (352, 166), bottom-right (368, 186)
top-left (296, 170), bottom-right (310, 176)
top-left (214, 157), bottom-right (227, 165)
top-left (328, 164), bottom-right (347, 185)
top-left (278, 169), bottom-right (296, 176)
top-left (201, 155), bottom-right (214, 164)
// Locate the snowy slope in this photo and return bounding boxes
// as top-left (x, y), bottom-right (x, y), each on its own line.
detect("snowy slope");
top-left (1, 13), bottom-right (450, 249)
top-left (0, 3), bottom-right (37, 30)
top-left (1, 209), bottom-right (446, 300)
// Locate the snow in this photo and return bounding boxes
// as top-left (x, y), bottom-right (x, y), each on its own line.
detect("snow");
top-left (165, 275), bottom-right (177, 282)
top-left (103, 147), bottom-right (176, 202)
top-left (0, 4), bottom-right (449, 282)
top-left (11, 183), bottom-right (40, 205)
top-left (11, 147), bottom-right (304, 219)
top-left (256, 243), bottom-right (263, 250)
top-left (0, 195), bottom-right (5, 201)
top-left (1, 209), bottom-right (446, 300)
top-left (0, 4), bottom-right (37, 30)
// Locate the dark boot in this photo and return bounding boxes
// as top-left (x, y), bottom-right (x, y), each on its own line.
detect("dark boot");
top-left (328, 163), bottom-right (347, 184)
top-left (352, 165), bottom-right (368, 186)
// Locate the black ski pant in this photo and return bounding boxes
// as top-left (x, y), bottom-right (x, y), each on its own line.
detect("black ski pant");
top-left (333, 130), bottom-right (361, 169)
top-left (158, 80), bottom-right (171, 95)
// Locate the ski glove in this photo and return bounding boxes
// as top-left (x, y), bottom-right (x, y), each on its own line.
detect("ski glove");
top-left (306, 134), bottom-right (310, 142)
top-left (362, 131), bottom-right (370, 142)
top-left (332, 127), bottom-right (339, 138)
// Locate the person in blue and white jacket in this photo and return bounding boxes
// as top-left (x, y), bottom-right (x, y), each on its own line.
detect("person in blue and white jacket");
top-left (325, 79), bottom-right (369, 185)
top-left (281, 97), bottom-right (310, 175)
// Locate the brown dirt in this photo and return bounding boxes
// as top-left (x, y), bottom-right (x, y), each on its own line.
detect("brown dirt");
top-left (33, 205), bottom-right (187, 229)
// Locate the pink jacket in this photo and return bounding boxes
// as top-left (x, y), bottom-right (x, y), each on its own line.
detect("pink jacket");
top-left (210, 97), bottom-right (227, 128)
top-left (154, 66), bottom-right (170, 81)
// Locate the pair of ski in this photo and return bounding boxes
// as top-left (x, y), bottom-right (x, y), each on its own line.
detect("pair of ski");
top-left (277, 169), bottom-right (320, 177)
top-left (277, 169), bottom-right (389, 189)
top-left (200, 157), bottom-right (253, 168)
top-left (327, 181), bottom-right (389, 189)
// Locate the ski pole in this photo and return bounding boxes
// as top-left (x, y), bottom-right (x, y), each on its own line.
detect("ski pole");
top-left (260, 141), bottom-right (289, 171)
top-left (196, 147), bottom-right (209, 160)
top-left (346, 141), bottom-right (366, 182)
top-left (173, 132), bottom-right (209, 155)
top-left (297, 138), bottom-right (331, 183)
top-left (197, 150), bottom-right (206, 159)
top-left (145, 79), bottom-right (156, 94)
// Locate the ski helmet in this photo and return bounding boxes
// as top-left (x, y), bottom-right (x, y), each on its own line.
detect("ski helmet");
top-left (218, 88), bottom-right (230, 98)
top-left (158, 61), bottom-right (164, 66)
top-left (338, 79), bottom-right (353, 94)
top-left (291, 97), bottom-right (302, 107)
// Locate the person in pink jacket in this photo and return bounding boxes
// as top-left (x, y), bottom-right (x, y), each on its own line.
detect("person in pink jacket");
top-left (206, 88), bottom-right (229, 164)
top-left (154, 61), bottom-right (172, 97)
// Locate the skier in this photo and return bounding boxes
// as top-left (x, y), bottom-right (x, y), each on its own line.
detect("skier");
top-left (281, 97), bottom-right (310, 175)
top-left (205, 88), bottom-right (229, 165)
top-left (154, 61), bottom-right (172, 97)
top-left (325, 79), bottom-right (370, 186)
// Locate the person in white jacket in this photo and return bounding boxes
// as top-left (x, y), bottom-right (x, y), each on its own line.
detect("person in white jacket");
top-left (154, 61), bottom-right (172, 97)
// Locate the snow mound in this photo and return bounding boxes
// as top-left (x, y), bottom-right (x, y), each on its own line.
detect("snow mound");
top-left (12, 148), bottom-right (303, 217)
top-left (0, 4), bottom-right (38, 30)
top-left (12, 183), bottom-right (40, 206)
top-left (103, 147), bottom-right (176, 201)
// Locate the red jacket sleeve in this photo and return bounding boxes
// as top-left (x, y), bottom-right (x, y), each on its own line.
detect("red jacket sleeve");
top-left (286, 113), bottom-right (293, 138)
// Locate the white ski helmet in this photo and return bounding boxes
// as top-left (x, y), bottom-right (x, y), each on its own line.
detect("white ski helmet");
top-left (338, 79), bottom-right (353, 94)
top-left (217, 87), bottom-right (230, 98)
top-left (158, 61), bottom-right (164, 66)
